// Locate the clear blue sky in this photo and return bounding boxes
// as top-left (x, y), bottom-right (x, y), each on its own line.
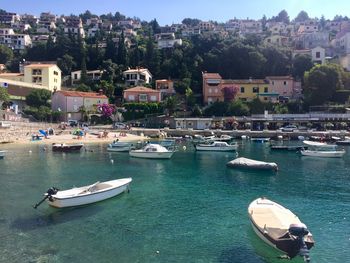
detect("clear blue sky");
top-left (1, 0), bottom-right (350, 25)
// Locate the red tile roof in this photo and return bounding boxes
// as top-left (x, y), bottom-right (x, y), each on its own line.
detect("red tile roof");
top-left (222, 79), bottom-right (268, 84)
top-left (124, 86), bottom-right (160, 93)
top-left (25, 64), bottom-right (59, 68)
top-left (56, 90), bottom-right (108, 99)
top-left (203, 73), bottom-right (222, 79)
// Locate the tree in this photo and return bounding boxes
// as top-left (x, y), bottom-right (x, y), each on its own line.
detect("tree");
top-left (185, 88), bottom-right (195, 108)
top-left (294, 11), bottom-right (309, 22)
top-left (304, 64), bottom-right (343, 105)
top-left (0, 87), bottom-right (10, 107)
top-left (203, 101), bottom-right (229, 117)
top-left (0, 45), bottom-right (13, 64)
top-left (99, 80), bottom-right (115, 100)
top-left (182, 18), bottom-right (201, 27)
top-left (57, 54), bottom-right (76, 76)
top-left (249, 98), bottom-right (266, 114)
top-left (149, 19), bottom-right (160, 34)
top-left (97, 103), bottom-right (116, 118)
top-left (163, 96), bottom-right (178, 115)
top-left (275, 10), bottom-right (290, 24)
top-left (227, 100), bottom-right (250, 116)
top-left (105, 34), bottom-right (117, 62)
top-left (117, 30), bottom-right (128, 66)
top-left (100, 59), bottom-right (120, 84)
top-left (26, 89), bottom-right (51, 108)
top-left (222, 86), bottom-right (239, 102)
top-left (76, 83), bottom-right (91, 92)
top-left (292, 54), bottom-right (313, 80)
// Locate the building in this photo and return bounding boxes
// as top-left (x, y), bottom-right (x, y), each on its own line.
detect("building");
top-left (155, 79), bottom-right (175, 98)
top-left (64, 17), bottom-right (85, 38)
top-left (264, 35), bottom-right (290, 47)
top-left (292, 46), bottom-right (326, 64)
top-left (123, 86), bottom-right (161, 103)
top-left (0, 12), bottom-right (20, 26)
top-left (266, 76), bottom-right (301, 101)
top-left (0, 28), bottom-right (32, 50)
top-left (202, 72), bottom-right (301, 104)
top-left (294, 32), bottom-right (329, 49)
top-left (0, 63), bottom-right (61, 92)
top-left (51, 90), bottom-right (108, 121)
top-left (155, 33), bottom-right (182, 49)
top-left (182, 27), bottom-right (201, 37)
top-left (239, 20), bottom-right (263, 35)
top-left (122, 68), bottom-right (152, 86)
top-left (199, 21), bottom-right (215, 31)
top-left (71, 70), bottom-right (103, 85)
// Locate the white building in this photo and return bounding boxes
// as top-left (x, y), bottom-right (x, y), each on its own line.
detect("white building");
top-left (71, 70), bottom-right (103, 85)
top-left (122, 68), bottom-right (152, 86)
top-left (0, 28), bottom-right (32, 50)
top-left (155, 33), bottom-right (182, 49)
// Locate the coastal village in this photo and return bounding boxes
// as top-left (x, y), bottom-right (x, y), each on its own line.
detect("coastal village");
top-left (1, 9), bottom-right (350, 138)
top-left (0, 5), bottom-right (350, 263)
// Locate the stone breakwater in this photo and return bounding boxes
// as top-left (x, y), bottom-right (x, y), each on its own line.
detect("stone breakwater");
top-left (0, 122), bottom-right (59, 143)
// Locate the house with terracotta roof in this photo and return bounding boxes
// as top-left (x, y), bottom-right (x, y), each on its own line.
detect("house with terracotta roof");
top-left (155, 79), bottom-right (175, 98)
top-left (51, 90), bottom-right (108, 121)
top-left (123, 86), bottom-right (161, 103)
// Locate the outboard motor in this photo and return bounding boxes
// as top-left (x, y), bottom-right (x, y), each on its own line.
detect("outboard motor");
top-left (289, 223), bottom-right (311, 262)
top-left (46, 187), bottom-right (59, 201)
top-left (33, 187), bottom-right (59, 209)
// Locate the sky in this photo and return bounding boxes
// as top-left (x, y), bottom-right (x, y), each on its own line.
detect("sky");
top-left (1, 0), bottom-right (350, 25)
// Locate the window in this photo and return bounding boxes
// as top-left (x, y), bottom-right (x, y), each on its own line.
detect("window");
top-left (283, 81), bottom-right (287, 85)
top-left (253, 87), bottom-right (259, 93)
top-left (240, 87), bottom-right (245, 93)
top-left (128, 95), bottom-right (135, 101)
top-left (264, 87), bottom-right (268, 93)
top-left (150, 95), bottom-right (157, 101)
top-left (74, 74), bottom-right (78, 80)
top-left (32, 76), bottom-right (42, 83)
top-left (54, 71), bottom-right (59, 76)
top-left (73, 105), bottom-right (78, 111)
top-left (208, 88), bottom-right (212, 93)
top-left (32, 69), bottom-right (42, 75)
top-left (316, 52), bottom-right (320, 58)
top-left (214, 88), bottom-right (218, 93)
top-left (139, 94), bottom-right (147, 102)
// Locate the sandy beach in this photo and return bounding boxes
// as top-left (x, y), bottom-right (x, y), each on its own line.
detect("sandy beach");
top-left (11, 130), bottom-right (150, 145)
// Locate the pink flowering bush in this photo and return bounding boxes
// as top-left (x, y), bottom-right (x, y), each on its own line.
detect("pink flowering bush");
top-left (97, 103), bottom-right (116, 118)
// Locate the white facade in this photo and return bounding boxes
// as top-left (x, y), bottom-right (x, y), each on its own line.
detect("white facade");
top-left (311, 46), bottom-right (326, 64)
top-left (0, 28), bottom-right (32, 49)
top-left (122, 68), bottom-right (152, 86)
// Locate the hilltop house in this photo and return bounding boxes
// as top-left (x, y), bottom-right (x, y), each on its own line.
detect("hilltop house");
top-left (122, 68), bottom-right (152, 87)
top-left (123, 86), bottom-right (161, 103)
top-left (51, 90), bottom-right (108, 121)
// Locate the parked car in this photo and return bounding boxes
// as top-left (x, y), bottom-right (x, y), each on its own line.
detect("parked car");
top-left (114, 122), bottom-right (127, 129)
top-left (279, 125), bottom-right (298, 132)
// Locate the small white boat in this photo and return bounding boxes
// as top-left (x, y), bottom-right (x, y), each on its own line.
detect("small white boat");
top-left (195, 141), bottom-right (238, 151)
top-left (34, 178), bottom-right (132, 208)
top-left (251, 137), bottom-right (270, 143)
top-left (129, 144), bottom-right (174, 159)
top-left (214, 135), bottom-right (233, 142)
top-left (300, 149), bottom-right (345, 158)
top-left (302, 140), bottom-right (335, 149)
top-left (227, 157), bottom-right (278, 171)
top-left (0, 150), bottom-right (6, 158)
top-left (107, 140), bottom-right (135, 152)
top-left (248, 197), bottom-right (314, 261)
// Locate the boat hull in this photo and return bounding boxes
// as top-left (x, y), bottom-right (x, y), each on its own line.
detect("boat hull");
top-left (195, 145), bottom-right (237, 151)
top-left (129, 151), bottom-right (174, 159)
top-left (301, 150), bottom-right (345, 158)
top-left (52, 144), bottom-right (83, 152)
top-left (47, 178), bottom-right (131, 208)
top-left (0, 150), bottom-right (5, 158)
top-left (336, 140), bottom-right (350, 145)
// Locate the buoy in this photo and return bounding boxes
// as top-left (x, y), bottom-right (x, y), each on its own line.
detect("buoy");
top-left (277, 135), bottom-right (283, 140)
top-left (156, 251), bottom-right (160, 254)
top-left (29, 150), bottom-right (32, 153)
top-left (182, 145), bottom-right (187, 151)
top-left (110, 159), bottom-right (114, 164)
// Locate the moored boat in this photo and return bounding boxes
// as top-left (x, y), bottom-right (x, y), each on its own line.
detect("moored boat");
top-left (107, 140), bottom-right (135, 152)
top-left (251, 137), bottom-right (270, 143)
top-left (227, 157), bottom-right (278, 171)
top-left (129, 143), bottom-right (174, 159)
top-left (336, 139), bottom-right (350, 145)
top-left (300, 149), bottom-right (345, 158)
top-left (0, 150), bottom-right (6, 158)
top-left (248, 197), bottom-right (314, 262)
top-left (52, 143), bottom-right (84, 152)
top-left (270, 145), bottom-right (306, 151)
top-left (34, 178), bottom-right (132, 208)
top-left (195, 141), bottom-right (238, 151)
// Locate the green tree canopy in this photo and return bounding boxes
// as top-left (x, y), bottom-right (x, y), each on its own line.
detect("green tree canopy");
top-left (294, 11), bottom-right (309, 22)
top-left (0, 87), bottom-right (10, 106)
top-left (26, 89), bottom-right (51, 108)
top-left (292, 54), bottom-right (313, 80)
top-left (304, 64), bottom-right (343, 106)
top-left (0, 45), bottom-right (13, 64)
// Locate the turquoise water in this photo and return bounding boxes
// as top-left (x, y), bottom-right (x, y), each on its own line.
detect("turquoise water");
top-left (0, 141), bottom-right (349, 263)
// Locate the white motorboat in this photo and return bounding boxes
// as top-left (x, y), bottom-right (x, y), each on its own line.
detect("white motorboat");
top-left (129, 144), bottom-right (174, 159)
top-left (300, 149), bottom-right (345, 158)
top-left (214, 135), bottom-right (233, 142)
top-left (107, 140), bottom-right (135, 152)
top-left (251, 137), bottom-right (270, 143)
top-left (34, 178), bottom-right (132, 208)
top-left (248, 197), bottom-right (314, 261)
top-left (0, 150), bottom-right (5, 158)
top-left (301, 140), bottom-right (345, 157)
top-left (195, 141), bottom-right (238, 151)
top-left (227, 157), bottom-right (278, 171)
top-left (302, 140), bottom-right (335, 148)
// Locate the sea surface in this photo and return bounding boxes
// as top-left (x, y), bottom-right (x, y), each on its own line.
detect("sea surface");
top-left (0, 141), bottom-right (349, 263)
